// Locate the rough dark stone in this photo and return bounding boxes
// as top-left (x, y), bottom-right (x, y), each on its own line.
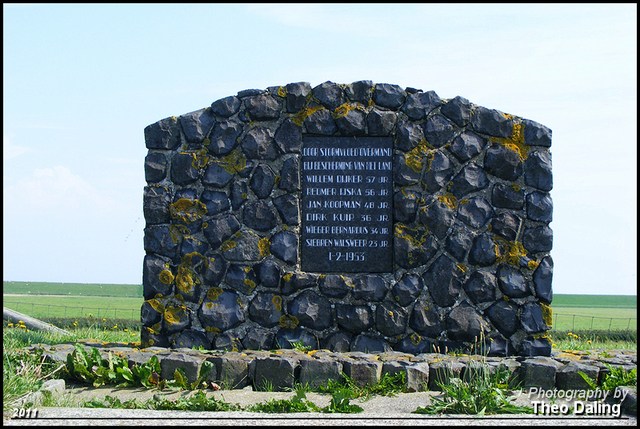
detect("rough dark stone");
top-left (249, 164), bottom-right (276, 199)
top-left (521, 338), bottom-right (552, 357)
top-left (463, 270), bottom-right (498, 304)
top-left (288, 290), bottom-right (333, 330)
top-left (457, 197), bottom-right (494, 229)
top-left (211, 95), bottom-right (241, 117)
top-left (208, 119), bottom-right (243, 156)
top-left (448, 163), bottom-right (489, 198)
top-left (179, 108), bottom-right (215, 143)
top-left (334, 107), bottom-right (366, 135)
top-left (440, 96), bottom-right (471, 127)
top-left (145, 152), bottom-right (168, 183)
top-left (145, 116), bottom-right (181, 150)
top-left (533, 256), bottom-right (553, 304)
top-left (200, 190), bottom-right (230, 216)
top-left (202, 162), bottom-right (234, 188)
top-left (523, 119), bottom-right (552, 147)
top-left (143, 186), bottom-right (171, 225)
top-left (351, 335), bottom-right (391, 353)
top-left (520, 302), bottom-right (549, 334)
top-left (445, 226), bottom-right (475, 262)
top-left (163, 304), bottom-right (192, 335)
top-left (322, 331), bottom-right (353, 352)
top-left (274, 327), bottom-right (319, 350)
top-left (254, 259), bottom-right (281, 289)
top-left (278, 157), bottom-right (300, 192)
top-left (484, 144), bottom-right (523, 181)
top-left (229, 180), bottom-right (248, 210)
top-left (526, 191), bottom-right (553, 223)
top-left (394, 336), bottom-right (434, 355)
top-left (224, 264), bottom-right (259, 295)
top-left (344, 80), bottom-right (374, 104)
top-left (423, 114), bottom-right (456, 148)
top-left (392, 273), bottom-right (423, 307)
top-left (243, 95), bottom-right (281, 121)
top-left (393, 153), bottom-right (421, 186)
top-left (556, 362), bottom-right (599, 391)
top-left (409, 302), bottom-right (443, 337)
top-left (393, 190), bottom-right (420, 223)
top-left (272, 194), bottom-right (299, 225)
top-left (274, 118), bottom-right (302, 153)
top-left (299, 358), bottom-right (344, 390)
top-left (180, 236), bottom-right (209, 259)
top-left (468, 233), bottom-right (497, 267)
top-left (373, 83), bottom-right (406, 110)
top-left (394, 226), bottom-right (438, 269)
top-left (486, 300), bottom-right (520, 338)
top-left (489, 212), bottom-right (521, 242)
top-left (243, 200), bottom-right (278, 232)
top-left (376, 301), bottom-right (409, 337)
top-left (367, 108), bottom-right (397, 136)
top-left (422, 254), bottom-right (463, 308)
top-left (221, 230), bottom-right (263, 262)
top-left (352, 275), bottom-right (389, 302)
top-left (203, 254), bottom-right (227, 286)
top-left (144, 225), bottom-right (179, 259)
top-left (241, 127), bottom-right (279, 161)
top-left (242, 327), bottom-right (275, 351)
top-left (172, 329), bottom-right (210, 350)
top-left (141, 299), bottom-right (163, 326)
top-left (270, 230), bottom-right (298, 265)
top-left (448, 131), bottom-right (487, 162)
top-left (248, 292), bottom-right (284, 328)
top-left (312, 81), bottom-right (347, 111)
top-left (520, 357), bottom-right (562, 389)
top-left (522, 226), bottom-right (553, 253)
top-left (318, 274), bottom-right (351, 299)
top-left (160, 353), bottom-right (202, 384)
top-left (285, 82), bottom-right (312, 113)
top-left (394, 121), bottom-right (425, 152)
top-left (171, 152), bottom-right (200, 185)
top-left (199, 289), bottom-right (244, 332)
top-left (446, 303), bottom-right (487, 343)
top-left (336, 304), bottom-right (374, 333)
top-left (281, 272), bottom-right (317, 296)
top-left (470, 106), bottom-right (513, 138)
top-left (497, 265), bottom-right (530, 298)
top-left (254, 356), bottom-right (297, 392)
top-left (401, 91), bottom-right (442, 120)
top-left (492, 183), bottom-right (525, 210)
top-left (203, 213), bottom-right (240, 250)
top-left (304, 107), bottom-right (337, 135)
top-left (422, 150), bottom-right (455, 193)
top-left (141, 329), bottom-right (170, 348)
top-left (525, 151), bottom-right (553, 191)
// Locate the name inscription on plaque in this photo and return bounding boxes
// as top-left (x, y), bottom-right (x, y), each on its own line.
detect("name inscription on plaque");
top-left (301, 136), bottom-right (393, 273)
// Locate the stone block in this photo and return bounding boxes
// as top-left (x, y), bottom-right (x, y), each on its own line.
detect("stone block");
top-left (341, 357), bottom-right (382, 388)
top-left (160, 353), bottom-right (203, 385)
top-left (299, 358), bottom-right (343, 389)
top-left (253, 356), bottom-right (298, 392)
top-left (556, 361), bottom-right (600, 391)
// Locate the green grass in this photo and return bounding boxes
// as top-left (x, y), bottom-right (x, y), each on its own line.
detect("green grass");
top-left (3, 281), bottom-right (142, 297)
top-left (3, 295), bottom-right (143, 321)
top-left (551, 294), bottom-right (636, 309)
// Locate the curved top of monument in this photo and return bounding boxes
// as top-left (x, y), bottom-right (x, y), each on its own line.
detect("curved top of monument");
top-left (145, 80), bottom-right (551, 149)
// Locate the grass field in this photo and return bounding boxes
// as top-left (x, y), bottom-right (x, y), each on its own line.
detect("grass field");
top-left (3, 281), bottom-right (142, 297)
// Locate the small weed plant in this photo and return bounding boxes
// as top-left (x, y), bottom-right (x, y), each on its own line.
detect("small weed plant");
top-left (579, 362), bottom-right (637, 393)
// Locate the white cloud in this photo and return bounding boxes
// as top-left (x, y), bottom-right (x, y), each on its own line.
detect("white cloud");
top-left (3, 134), bottom-right (34, 160)
top-left (3, 165), bottom-right (127, 216)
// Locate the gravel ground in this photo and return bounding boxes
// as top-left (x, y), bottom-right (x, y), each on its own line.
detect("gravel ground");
top-left (4, 383), bottom-right (637, 426)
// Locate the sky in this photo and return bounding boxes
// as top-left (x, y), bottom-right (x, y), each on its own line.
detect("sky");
top-left (3, 3), bottom-right (637, 296)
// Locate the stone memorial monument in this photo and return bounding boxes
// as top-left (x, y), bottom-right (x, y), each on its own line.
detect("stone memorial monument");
top-left (142, 81), bottom-right (553, 357)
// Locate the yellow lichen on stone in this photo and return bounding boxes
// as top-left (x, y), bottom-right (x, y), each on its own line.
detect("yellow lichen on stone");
top-left (207, 287), bottom-right (223, 301)
top-left (279, 314), bottom-right (299, 329)
top-left (282, 273), bottom-right (293, 282)
top-left (190, 148), bottom-right (211, 169)
top-left (220, 240), bottom-right (237, 252)
top-left (456, 263), bottom-right (468, 273)
top-left (277, 86), bottom-right (287, 98)
top-left (405, 139), bottom-right (433, 173)
top-left (244, 279), bottom-right (256, 289)
top-left (272, 295), bottom-right (282, 312)
top-left (215, 149), bottom-right (246, 175)
top-left (541, 303), bottom-right (553, 327)
top-left (332, 102), bottom-right (361, 119)
top-left (292, 105), bottom-right (324, 126)
top-left (147, 299), bottom-right (165, 314)
top-left (494, 237), bottom-right (528, 266)
top-left (164, 305), bottom-right (186, 325)
top-left (491, 122), bottom-right (530, 161)
top-left (258, 237), bottom-right (271, 258)
top-left (158, 269), bottom-right (174, 285)
top-left (438, 192), bottom-right (458, 210)
top-left (528, 260), bottom-right (539, 270)
top-left (411, 334), bottom-right (422, 345)
top-left (169, 224), bottom-right (190, 243)
top-left (169, 199), bottom-right (207, 223)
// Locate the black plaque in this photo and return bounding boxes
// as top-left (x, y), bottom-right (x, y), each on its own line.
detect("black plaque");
top-left (301, 136), bottom-right (393, 273)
